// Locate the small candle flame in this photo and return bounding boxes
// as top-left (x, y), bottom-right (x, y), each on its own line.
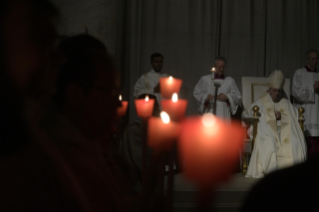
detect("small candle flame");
top-left (167, 76), bottom-right (173, 85)
top-left (160, 111), bottom-right (170, 124)
top-left (172, 93), bottom-right (178, 102)
top-left (201, 113), bottom-right (216, 127)
top-left (119, 95), bottom-right (122, 101)
top-left (211, 67), bottom-right (215, 72)
top-left (145, 95), bottom-right (149, 102)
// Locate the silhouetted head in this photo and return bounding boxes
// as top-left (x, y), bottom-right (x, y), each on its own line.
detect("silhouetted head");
top-left (0, 0), bottom-right (58, 97)
top-left (55, 34), bottom-right (121, 140)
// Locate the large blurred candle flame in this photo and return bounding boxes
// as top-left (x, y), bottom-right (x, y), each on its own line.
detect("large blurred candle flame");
top-left (119, 95), bottom-right (122, 101)
top-left (145, 95), bottom-right (149, 102)
top-left (160, 111), bottom-right (170, 124)
top-left (172, 93), bottom-right (178, 102)
top-left (211, 67), bottom-right (215, 72)
top-left (201, 113), bottom-right (216, 127)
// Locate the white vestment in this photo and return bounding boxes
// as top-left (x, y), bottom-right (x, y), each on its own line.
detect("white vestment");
top-left (134, 69), bottom-right (168, 104)
top-left (292, 67), bottom-right (319, 137)
top-left (193, 74), bottom-right (241, 121)
top-left (246, 92), bottom-right (307, 178)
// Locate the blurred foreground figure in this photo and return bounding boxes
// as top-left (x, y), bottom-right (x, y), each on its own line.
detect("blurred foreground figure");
top-left (242, 157), bottom-right (319, 211)
top-left (0, 0), bottom-right (57, 155)
top-left (0, 0), bottom-right (84, 211)
top-left (121, 94), bottom-right (160, 190)
top-left (245, 70), bottom-right (307, 178)
top-left (45, 34), bottom-right (135, 211)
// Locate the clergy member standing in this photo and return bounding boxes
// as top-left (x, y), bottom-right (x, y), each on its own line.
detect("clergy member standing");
top-left (134, 53), bottom-right (168, 105)
top-left (246, 70), bottom-right (307, 178)
top-left (193, 56), bottom-right (241, 122)
top-left (292, 49), bottom-right (319, 158)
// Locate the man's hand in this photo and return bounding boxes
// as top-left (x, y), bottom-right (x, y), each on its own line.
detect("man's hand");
top-left (154, 83), bottom-right (160, 93)
top-left (217, 93), bottom-right (228, 102)
top-left (275, 111), bottom-right (281, 120)
top-left (314, 81), bottom-right (319, 93)
top-left (206, 94), bottom-right (214, 101)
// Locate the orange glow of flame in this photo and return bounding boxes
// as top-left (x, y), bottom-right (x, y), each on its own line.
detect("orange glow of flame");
top-left (119, 95), bottom-right (122, 101)
top-left (172, 93), bottom-right (178, 102)
top-left (211, 67), bottom-right (215, 72)
top-left (160, 111), bottom-right (170, 124)
top-left (167, 76), bottom-right (173, 84)
top-left (201, 113), bottom-right (216, 127)
top-left (145, 95), bottom-right (149, 102)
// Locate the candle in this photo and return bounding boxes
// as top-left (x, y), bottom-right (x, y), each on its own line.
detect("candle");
top-left (148, 112), bottom-right (181, 151)
top-left (135, 95), bottom-right (155, 118)
top-left (210, 67), bottom-right (215, 94)
top-left (117, 95), bottom-right (128, 117)
top-left (178, 114), bottom-right (245, 186)
top-left (159, 76), bottom-right (182, 99)
top-left (161, 93), bottom-right (188, 122)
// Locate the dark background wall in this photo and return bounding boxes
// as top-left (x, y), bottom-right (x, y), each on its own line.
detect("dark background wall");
top-left (51, 0), bottom-right (319, 119)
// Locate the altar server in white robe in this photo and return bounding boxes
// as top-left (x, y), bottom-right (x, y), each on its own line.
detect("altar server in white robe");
top-left (246, 70), bottom-right (307, 178)
top-left (134, 53), bottom-right (168, 105)
top-left (292, 49), bottom-right (319, 158)
top-left (193, 56), bottom-right (242, 122)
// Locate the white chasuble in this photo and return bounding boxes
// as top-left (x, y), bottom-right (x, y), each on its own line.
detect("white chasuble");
top-left (246, 92), bottom-right (307, 178)
top-left (292, 68), bottom-right (319, 137)
top-left (193, 75), bottom-right (241, 122)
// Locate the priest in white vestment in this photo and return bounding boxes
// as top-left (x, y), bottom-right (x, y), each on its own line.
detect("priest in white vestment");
top-left (193, 56), bottom-right (242, 122)
top-left (292, 49), bottom-right (319, 158)
top-left (134, 53), bottom-right (168, 105)
top-left (246, 70), bottom-right (307, 178)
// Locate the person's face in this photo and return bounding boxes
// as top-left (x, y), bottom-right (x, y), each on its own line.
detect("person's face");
top-left (214, 60), bottom-right (226, 76)
top-left (3, 1), bottom-right (57, 96)
top-left (151, 56), bottom-right (163, 73)
top-left (306, 52), bottom-right (318, 69)
top-left (78, 60), bottom-right (121, 140)
top-left (268, 88), bottom-right (283, 103)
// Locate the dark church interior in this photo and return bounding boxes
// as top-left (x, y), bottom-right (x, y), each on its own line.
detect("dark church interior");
top-left (0, 0), bottom-right (319, 211)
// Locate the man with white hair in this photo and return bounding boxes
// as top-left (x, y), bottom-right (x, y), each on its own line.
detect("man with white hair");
top-left (246, 70), bottom-right (307, 178)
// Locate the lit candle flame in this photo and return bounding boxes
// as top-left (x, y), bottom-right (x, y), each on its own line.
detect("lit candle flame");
top-left (145, 95), bottom-right (149, 102)
top-left (172, 93), bottom-right (178, 102)
top-left (160, 111), bottom-right (170, 124)
top-left (119, 95), bottom-right (122, 101)
top-left (201, 113), bottom-right (216, 127)
top-left (167, 76), bottom-right (173, 84)
top-left (211, 67), bottom-right (215, 72)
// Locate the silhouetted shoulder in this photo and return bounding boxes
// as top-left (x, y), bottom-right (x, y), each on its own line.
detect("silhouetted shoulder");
top-left (242, 158), bottom-right (319, 212)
